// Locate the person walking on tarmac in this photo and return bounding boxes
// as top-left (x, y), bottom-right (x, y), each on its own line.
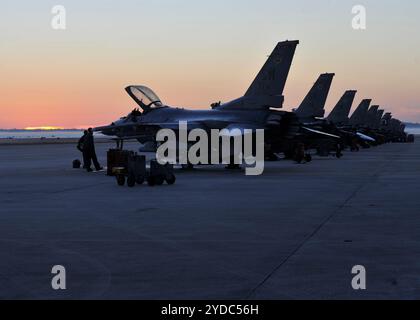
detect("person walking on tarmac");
top-left (77, 130), bottom-right (89, 169)
top-left (84, 128), bottom-right (103, 172)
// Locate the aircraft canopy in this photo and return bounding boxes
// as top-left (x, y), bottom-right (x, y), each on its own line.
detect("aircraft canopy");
top-left (125, 86), bottom-right (164, 111)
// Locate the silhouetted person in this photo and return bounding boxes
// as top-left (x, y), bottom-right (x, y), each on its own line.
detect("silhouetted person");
top-left (77, 130), bottom-right (89, 168)
top-left (350, 137), bottom-right (360, 152)
top-left (84, 128), bottom-right (103, 172)
top-left (294, 142), bottom-right (306, 163)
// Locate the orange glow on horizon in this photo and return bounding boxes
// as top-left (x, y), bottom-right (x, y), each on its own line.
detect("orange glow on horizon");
top-left (24, 126), bottom-right (65, 131)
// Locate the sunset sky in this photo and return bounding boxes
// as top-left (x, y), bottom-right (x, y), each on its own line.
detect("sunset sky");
top-left (1, 0), bottom-right (419, 128)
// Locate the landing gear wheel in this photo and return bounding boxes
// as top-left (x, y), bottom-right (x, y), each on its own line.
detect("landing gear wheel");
top-left (294, 153), bottom-right (305, 164)
top-left (155, 175), bottom-right (165, 186)
top-left (305, 154), bottom-right (312, 163)
top-left (136, 175), bottom-right (145, 185)
top-left (127, 175), bottom-right (136, 188)
top-left (265, 152), bottom-right (279, 162)
top-left (147, 176), bottom-right (156, 187)
top-left (116, 175), bottom-right (125, 186)
top-left (284, 150), bottom-right (294, 159)
top-left (336, 151), bottom-right (343, 159)
top-left (165, 174), bottom-right (176, 185)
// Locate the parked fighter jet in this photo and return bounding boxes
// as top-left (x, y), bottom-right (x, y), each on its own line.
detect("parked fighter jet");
top-left (323, 90), bottom-right (369, 149)
top-left (357, 105), bottom-right (386, 144)
top-left (289, 76), bottom-right (359, 158)
top-left (96, 40), bottom-right (342, 166)
top-left (296, 89), bottom-right (379, 153)
top-left (95, 40), bottom-right (298, 149)
top-left (380, 113), bottom-right (408, 142)
top-left (342, 99), bottom-right (378, 145)
top-left (294, 73), bottom-right (353, 157)
top-left (341, 99), bottom-right (409, 146)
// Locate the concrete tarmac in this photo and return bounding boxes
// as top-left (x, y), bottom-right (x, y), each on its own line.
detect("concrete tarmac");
top-left (0, 139), bottom-right (419, 299)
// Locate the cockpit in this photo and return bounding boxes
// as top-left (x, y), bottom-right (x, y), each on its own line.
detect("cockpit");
top-left (125, 86), bottom-right (164, 112)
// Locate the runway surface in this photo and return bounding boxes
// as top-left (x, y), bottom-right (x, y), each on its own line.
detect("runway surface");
top-left (0, 140), bottom-right (419, 299)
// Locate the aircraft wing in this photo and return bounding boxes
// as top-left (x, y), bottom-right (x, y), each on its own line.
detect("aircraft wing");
top-left (95, 121), bottom-right (207, 133)
top-left (302, 126), bottom-right (341, 139)
top-left (356, 132), bottom-right (376, 142)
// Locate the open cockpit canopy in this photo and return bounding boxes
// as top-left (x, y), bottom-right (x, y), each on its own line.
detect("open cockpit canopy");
top-left (125, 86), bottom-right (164, 112)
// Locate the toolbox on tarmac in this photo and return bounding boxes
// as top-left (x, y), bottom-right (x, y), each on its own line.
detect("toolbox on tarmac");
top-left (126, 154), bottom-right (147, 187)
top-left (147, 160), bottom-right (176, 186)
top-left (113, 156), bottom-right (176, 187)
top-left (107, 149), bottom-right (132, 176)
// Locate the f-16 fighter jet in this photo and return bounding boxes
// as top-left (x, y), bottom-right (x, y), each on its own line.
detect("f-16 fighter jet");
top-left (285, 73), bottom-right (348, 158)
top-left (380, 114), bottom-right (409, 142)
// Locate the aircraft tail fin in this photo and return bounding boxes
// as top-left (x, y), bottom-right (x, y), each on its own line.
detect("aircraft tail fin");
top-left (245, 40), bottom-right (299, 98)
top-left (349, 99), bottom-right (372, 126)
top-left (327, 90), bottom-right (357, 124)
top-left (295, 73), bottom-right (335, 119)
top-left (366, 105), bottom-right (379, 127)
top-left (374, 109), bottom-right (385, 129)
